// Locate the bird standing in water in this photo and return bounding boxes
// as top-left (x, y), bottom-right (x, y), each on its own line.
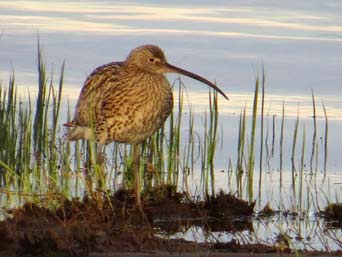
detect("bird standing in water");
top-left (65, 45), bottom-right (228, 205)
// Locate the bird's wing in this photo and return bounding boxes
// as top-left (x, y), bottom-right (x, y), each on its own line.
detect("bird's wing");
top-left (72, 61), bottom-right (124, 126)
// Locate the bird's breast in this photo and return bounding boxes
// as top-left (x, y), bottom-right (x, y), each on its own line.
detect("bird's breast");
top-left (132, 76), bottom-right (173, 137)
top-left (102, 74), bottom-right (174, 144)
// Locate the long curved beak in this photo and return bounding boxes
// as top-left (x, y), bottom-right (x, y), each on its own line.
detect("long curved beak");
top-left (165, 63), bottom-right (229, 100)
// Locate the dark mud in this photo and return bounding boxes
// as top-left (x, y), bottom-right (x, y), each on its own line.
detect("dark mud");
top-left (319, 203), bottom-right (342, 229)
top-left (0, 186), bottom-right (339, 257)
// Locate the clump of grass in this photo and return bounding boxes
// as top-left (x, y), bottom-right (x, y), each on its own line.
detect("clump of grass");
top-left (167, 78), bottom-right (184, 185)
top-left (203, 89), bottom-right (219, 198)
top-left (0, 43), bottom-right (66, 203)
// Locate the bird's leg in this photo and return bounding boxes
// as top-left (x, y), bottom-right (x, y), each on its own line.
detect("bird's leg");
top-left (95, 143), bottom-right (106, 191)
top-left (83, 140), bottom-right (106, 193)
top-left (132, 143), bottom-right (141, 205)
top-left (96, 143), bottom-right (106, 165)
top-left (83, 140), bottom-right (94, 194)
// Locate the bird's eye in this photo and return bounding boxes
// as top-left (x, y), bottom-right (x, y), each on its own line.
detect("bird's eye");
top-left (148, 57), bottom-right (156, 63)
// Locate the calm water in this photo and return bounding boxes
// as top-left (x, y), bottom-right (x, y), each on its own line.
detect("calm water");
top-left (1, 1), bottom-right (342, 93)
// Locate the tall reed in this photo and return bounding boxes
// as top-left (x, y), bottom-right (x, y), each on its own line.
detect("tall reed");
top-left (258, 69), bottom-right (266, 200)
top-left (310, 91), bottom-right (317, 175)
top-left (236, 107), bottom-right (246, 198)
top-left (247, 76), bottom-right (259, 203)
top-left (279, 101), bottom-right (285, 192)
top-left (207, 90), bottom-right (219, 196)
top-left (291, 107), bottom-right (300, 210)
top-left (322, 102), bottom-right (328, 175)
top-left (299, 127), bottom-right (306, 213)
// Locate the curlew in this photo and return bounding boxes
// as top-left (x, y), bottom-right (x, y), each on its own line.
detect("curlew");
top-left (64, 45), bottom-right (228, 204)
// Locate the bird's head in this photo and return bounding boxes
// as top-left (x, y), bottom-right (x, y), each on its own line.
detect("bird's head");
top-left (125, 44), bottom-right (229, 100)
top-left (125, 45), bottom-right (168, 74)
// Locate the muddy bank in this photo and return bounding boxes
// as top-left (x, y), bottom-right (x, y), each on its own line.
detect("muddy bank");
top-left (0, 186), bottom-right (340, 257)
top-left (90, 252), bottom-right (342, 257)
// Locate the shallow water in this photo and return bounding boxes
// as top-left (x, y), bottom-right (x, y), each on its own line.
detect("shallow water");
top-left (162, 213), bottom-right (342, 251)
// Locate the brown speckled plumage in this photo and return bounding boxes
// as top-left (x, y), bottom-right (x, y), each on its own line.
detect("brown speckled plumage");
top-left (65, 45), bottom-right (228, 145)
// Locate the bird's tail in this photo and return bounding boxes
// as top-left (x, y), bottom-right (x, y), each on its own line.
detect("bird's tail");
top-left (63, 122), bottom-right (93, 141)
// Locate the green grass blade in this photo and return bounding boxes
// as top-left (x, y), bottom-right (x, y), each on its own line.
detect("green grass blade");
top-left (247, 76), bottom-right (259, 203)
